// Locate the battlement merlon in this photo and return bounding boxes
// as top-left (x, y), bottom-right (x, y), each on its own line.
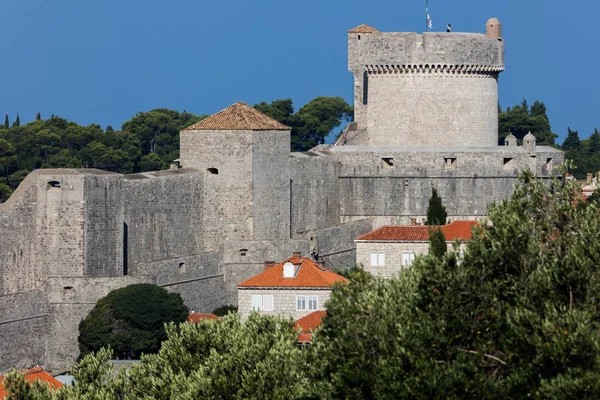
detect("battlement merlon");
top-left (348, 31), bottom-right (504, 73)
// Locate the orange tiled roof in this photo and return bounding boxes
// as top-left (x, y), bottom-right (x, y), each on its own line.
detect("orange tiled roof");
top-left (295, 310), bottom-right (326, 332)
top-left (187, 313), bottom-right (219, 323)
top-left (348, 24), bottom-right (379, 33)
top-left (0, 367), bottom-right (63, 398)
top-left (356, 220), bottom-right (478, 242)
top-left (238, 256), bottom-right (349, 288)
top-left (183, 102), bottom-right (289, 131)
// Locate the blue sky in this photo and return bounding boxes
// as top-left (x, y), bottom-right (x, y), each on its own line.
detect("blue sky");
top-left (0, 0), bottom-right (598, 143)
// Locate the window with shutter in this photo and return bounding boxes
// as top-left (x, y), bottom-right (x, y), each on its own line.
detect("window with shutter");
top-left (370, 251), bottom-right (378, 266)
top-left (296, 296), bottom-right (306, 311)
top-left (308, 296), bottom-right (318, 311)
top-left (377, 252), bottom-right (385, 266)
top-left (263, 295), bottom-right (274, 311)
top-left (252, 295), bottom-right (262, 310)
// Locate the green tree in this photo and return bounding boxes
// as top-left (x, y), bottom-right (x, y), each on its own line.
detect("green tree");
top-left (425, 188), bottom-right (447, 225)
top-left (0, 183), bottom-right (12, 203)
top-left (78, 284), bottom-right (188, 359)
top-left (4, 114), bottom-right (8, 129)
top-left (12, 113), bottom-right (20, 127)
top-left (314, 170), bottom-right (600, 398)
top-left (428, 228), bottom-right (446, 259)
top-left (212, 305), bottom-right (238, 316)
top-left (562, 127), bottom-right (582, 151)
top-left (498, 100), bottom-right (557, 145)
top-left (587, 128), bottom-right (600, 153)
top-left (35, 112), bottom-right (41, 121)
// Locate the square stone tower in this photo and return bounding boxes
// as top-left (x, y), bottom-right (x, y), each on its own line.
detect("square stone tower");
top-left (180, 102), bottom-right (291, 252)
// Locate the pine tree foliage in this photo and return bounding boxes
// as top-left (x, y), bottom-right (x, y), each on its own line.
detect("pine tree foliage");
top-left (428, 228), bottom-right (447, 259)
top-left (426, 188), bottom-right (447, 225)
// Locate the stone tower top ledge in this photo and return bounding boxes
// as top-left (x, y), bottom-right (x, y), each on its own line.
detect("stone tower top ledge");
top-left (348, 19), bottom-right (504, 71)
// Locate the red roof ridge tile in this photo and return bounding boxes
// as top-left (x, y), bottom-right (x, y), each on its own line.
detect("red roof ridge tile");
top-left (357, 220), bottom-right (479, 242)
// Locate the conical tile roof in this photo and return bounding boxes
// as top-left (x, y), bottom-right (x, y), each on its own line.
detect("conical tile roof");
top-left (183, 102), bottom-right (289, 131)
top-left (348, 24), bottom-right (379, 33)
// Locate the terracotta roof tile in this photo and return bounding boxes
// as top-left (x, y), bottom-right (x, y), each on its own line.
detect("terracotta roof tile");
top-left (295, 310), bottom-right (326, 332)
top-left (187, 313), bottom-right (219, 323)
top-left (238, 256), bottom-right (348, 288)
top-left (183, 102), bottom-right (289, 131)
top-left (356, 220), bottom-right (478, 242)
top-left (0, 367), bottom-right (63, 398)
top-left (348, 24), bottom-right (379, 33)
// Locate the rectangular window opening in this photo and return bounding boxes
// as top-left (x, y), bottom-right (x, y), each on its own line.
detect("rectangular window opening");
top-left (252, 295), bottom-right (262, 311)
top-left (296, 295), bottom-right (306, 311)
top-left (503, 157), bottom-right (515, 169)
top-left (444, 157), bottom-right (457, 168)
top-left (402, 252), bottom-right (415, 267)
top-left (262, 295), bottom-right (273, 311)
top-left (308, 296), bottom-right (318, 311)
top-left (370, 251), bottom-right (385, 266)
top-left (546, 158), bottom-right (553, 172)
top-left (382, 157), bottom-right (394, 168)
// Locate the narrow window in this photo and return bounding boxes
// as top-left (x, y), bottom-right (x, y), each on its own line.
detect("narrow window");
top-left (263, 295), bottom-right (274, 311)
top-left (252, 295), bottom-right (262, 311)
top-left (207, 168), bottom-right (218, 175)
top-left (239, 249), bottom-right (248, 256)
top-left (363, 71), bottom-right (368, 105)
top-left (444, 157), bottom-right (457, 168)
top-left (308, 295), bottom-right (318, 311)
top-left (503, 157), bottom-right (514, 169)
top-left (123, 222), bottom-right (128, 276)
top-left (546, 158), bottom-right (553, 172)
top-left (296, 295), bottom-right (306, 311)
top-left (178, 262), bottom-right (185, 273)
top-left (402, 252), bottom-right (414, 267)
top-left (358, 35), bottom-right (361, 40)
top-left (370, 251), bottom-right (378, 266)
top-left (382, 157), bottom-right (394, 167)
top-left (48, 180), bottom-right (61, 189)
top-left (377, 252), bottom-right (385, 266)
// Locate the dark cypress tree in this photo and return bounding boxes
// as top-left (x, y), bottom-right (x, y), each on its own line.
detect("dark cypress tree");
top-left (428, 228), bottom-right (447, 259)
top-left (562, 127), bottom-right (581, 151)
top-left (35, 112), bottom-right (41, 121)
top-left (3, 114), bottom-right (8, 129)
top-left (588, 128), bottom-right (600, 153)
top-left (426, 188), bottom-right (447, 226)
top-left (12, 114), bottom-right (20, 128)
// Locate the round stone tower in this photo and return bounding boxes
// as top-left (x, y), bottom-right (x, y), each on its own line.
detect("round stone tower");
top-left (348, 18), bottom-right (504, 147)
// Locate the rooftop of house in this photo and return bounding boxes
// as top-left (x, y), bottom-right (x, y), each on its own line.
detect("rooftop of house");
top-left (295, 310), bottom-right (327, 343)
top-left (0, 367), bottom-right (63, 398)
top-left (187, 313), bottom-right (220, 323)
top-left (238, 254), bottom-right (349, 288)
top-left (357, 220), bottom-right (479, 242)
top-left (182, 102), bottom-right (289, 131)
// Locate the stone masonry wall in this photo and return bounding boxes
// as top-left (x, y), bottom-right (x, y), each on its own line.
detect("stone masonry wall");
top-left (252, 131), bottom-right (291, 240)
top-left (366, 73), bottom-right (498, 147)
top-left (238, 287), bottom-right (332, 321)
top-left (356, 241), bottom-right (467, 278)
top-left (123, 170), bottom-right (204, 276)
top-left (181, 129), bottom-right (254, 252)
top-left (84, 172), bottom-right (124, 277)
top-left (290, 154), bottom-right (339, 235)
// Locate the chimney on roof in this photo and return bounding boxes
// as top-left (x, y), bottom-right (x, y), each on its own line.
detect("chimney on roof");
top-left (264, 261), bottom-right (275, 270)
top-left (283, 262), bottom-right (296, 278)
